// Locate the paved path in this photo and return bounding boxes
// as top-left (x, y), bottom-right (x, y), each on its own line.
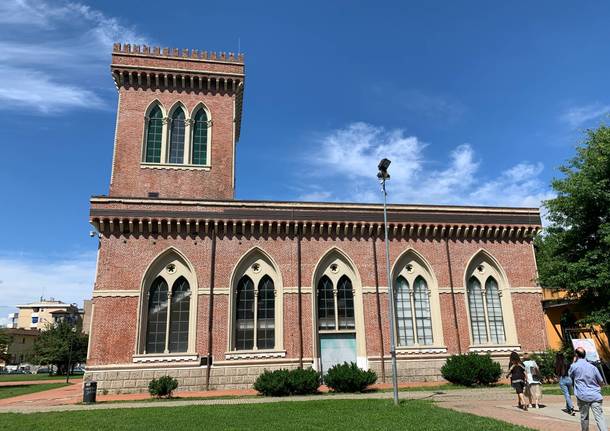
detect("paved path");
top-left (1, 383), bottom-right (609, 431)
top-left (0, 378), bottom-right (82, 387)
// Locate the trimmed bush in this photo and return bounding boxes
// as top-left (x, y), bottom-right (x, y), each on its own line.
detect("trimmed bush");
top-left (253, 368), bottom-right (321, 396)
top-left (288, 367), bottom-right (321, 395)
top-left (148, 375), bottom-right (179, 398)
top-left (441, 353), bottom-right (502, 386)
top-left (324, 362), bottom-right (377, 393)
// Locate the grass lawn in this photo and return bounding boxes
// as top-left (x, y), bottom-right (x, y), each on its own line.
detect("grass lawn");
top-left (0, 383), bottom-right (67, 400)
top-left (542, 384), bottom-right (610, 396)
top-left (0, 399), bottom-right (534, 431)
top-left (0, 374), bottom-right (83, 382)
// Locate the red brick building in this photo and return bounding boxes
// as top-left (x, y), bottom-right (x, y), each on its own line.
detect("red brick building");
top-left (86, 43), bottom-right (546, 393)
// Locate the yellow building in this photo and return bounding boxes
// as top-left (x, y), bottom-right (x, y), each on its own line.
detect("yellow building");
top-left (14, 300), bottom-right (81, 330)
top-left (0, 328), bottom-right (40, 366)
top-left (542, 288), bottom-right (609, 361)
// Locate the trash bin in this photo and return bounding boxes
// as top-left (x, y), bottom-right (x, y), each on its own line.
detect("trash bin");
top-left (83, 381), bottom-right (97, 404)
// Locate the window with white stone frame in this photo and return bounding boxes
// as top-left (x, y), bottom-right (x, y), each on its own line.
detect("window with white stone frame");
top-left (141, 100), bottom-right (211, 167)
top-left (137, 249), bottom-right (198, 356)
top-left (464, 250), bottom-right (519, 349)
top-left (230, 249), bottom-right (283, 354)
top-left (316, 274), bottom-right (355, 331)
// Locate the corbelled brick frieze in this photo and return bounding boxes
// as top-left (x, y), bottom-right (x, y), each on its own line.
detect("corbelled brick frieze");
top-left (90, 197), bottom-right (541, 240)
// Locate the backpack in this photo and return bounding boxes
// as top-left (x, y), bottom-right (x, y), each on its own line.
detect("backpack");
top-left (531, 365), bottom-right (542, 381)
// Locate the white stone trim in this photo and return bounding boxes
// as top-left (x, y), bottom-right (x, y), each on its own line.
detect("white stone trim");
top-left (140, 163), bottom-right (211, 171)
top-left (132, 354), bottom-right (200, 363)
top-left (224, 350), bottom-right (287, 361)
top-left (396, 346), bottom-right (448, 355)
top-left (469, 345), bottom-right (521, 353)
top-left (93, 290), bottom-right (140, 297)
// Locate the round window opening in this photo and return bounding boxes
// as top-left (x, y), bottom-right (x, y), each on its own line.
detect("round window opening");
top-left (406, 264), bottom-right (414, 273)
top-left (477, 264), bottom-right (484, 273)
top-left (166, 263), bottom-right (176, 274)
top-left (330, 263), bottom-right (339, 273)
top-left (252, 263), bottom-right (261, 273)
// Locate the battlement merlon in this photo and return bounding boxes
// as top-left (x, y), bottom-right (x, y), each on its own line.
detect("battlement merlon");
top-left (111, 43), bottom-right (245, 78)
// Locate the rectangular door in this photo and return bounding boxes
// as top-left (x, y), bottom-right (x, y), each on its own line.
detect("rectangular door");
top-left (319, 333), bottom-right (356, 377)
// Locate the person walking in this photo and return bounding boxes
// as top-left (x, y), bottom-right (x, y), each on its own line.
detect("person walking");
top-left (569, 347), bottom-right (608, 431)
top-left (507, 351), bottom-right (528, 410)
top-left (523, 353), bottom-right (543, 408)
top-left (555, 352), bottom-right (576, 415)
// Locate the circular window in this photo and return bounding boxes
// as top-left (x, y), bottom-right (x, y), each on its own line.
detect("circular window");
top-left (252, 263), bottom-right (261, 273)
top-left (330, 263), bottom-right (339, 273)
top-left (406, 264), bottom-right (414, 273)
top-left (477, 264), bottom-right (484, 273)
top-left (166, 263), bottom-right (176, 274)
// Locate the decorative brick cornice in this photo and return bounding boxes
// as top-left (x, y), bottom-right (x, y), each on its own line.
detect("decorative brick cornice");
top-left (90, 197), bottom-right (542, 241)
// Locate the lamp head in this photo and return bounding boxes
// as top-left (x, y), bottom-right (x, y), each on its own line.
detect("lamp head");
top-left (377, 158), bottom-right (391, 180)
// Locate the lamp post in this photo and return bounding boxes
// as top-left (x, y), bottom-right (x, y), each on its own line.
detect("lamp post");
top-left (377, 158), bottom-right (399, 406)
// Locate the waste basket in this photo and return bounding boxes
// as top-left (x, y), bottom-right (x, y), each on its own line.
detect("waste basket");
top-left (83, 381), bottom-right (97, 404)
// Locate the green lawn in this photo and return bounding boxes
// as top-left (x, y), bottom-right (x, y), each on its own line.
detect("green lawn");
top-left (0, 399), bottom-right (534, 431)
top-left (542, 384), bottom-right (610, 396)
top-left (0, 374), bottom-right (83, 382)
top-left (0, 383), bottom-right (67, 400)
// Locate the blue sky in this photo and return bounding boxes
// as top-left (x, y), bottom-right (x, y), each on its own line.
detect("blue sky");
top-left (1, 0), bottom-right (609, 322)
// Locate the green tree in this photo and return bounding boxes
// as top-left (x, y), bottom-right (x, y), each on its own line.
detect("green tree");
top-left (33, 320), bottom-right (88, 374)
top-left (0, 330), bottom-right (11, 364)
top-left (535, 125), bottom-right (610, 333)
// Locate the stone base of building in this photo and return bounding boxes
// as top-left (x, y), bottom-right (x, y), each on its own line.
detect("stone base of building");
top-left (86, 353), bottom-right (515, 394)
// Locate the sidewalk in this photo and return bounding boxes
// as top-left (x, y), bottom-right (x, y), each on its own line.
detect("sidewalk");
top-left (0, 378), bottom-right (82, 387)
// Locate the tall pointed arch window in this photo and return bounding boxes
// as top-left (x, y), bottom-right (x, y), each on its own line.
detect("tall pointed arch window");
top-left (394, 275), bottom-right (433, 346)
top-left (146, 277), bottom-right (168, 353)
top-left (235, 276), bottom-right (255, 350)
top-left (168, 108), bottom-right (186, 164)
top-left (169, 277), bottom-right (191, 352)
top-left (467, 276), bottom-right (488, 344)
top-left (317, 274), bottom-right (354, 331)
top-left (466, 255), bottom-right (509, 346)
top-left (139, 251), bottom-right (197, 356)
top-left (144, 105), bottom-right (163, 163)
top-left (232, 255), bottom-right (279, 352)
top-left (191, 108), bottom-right (209, 165)
top-left (485, 277), bottom-right (506, 343)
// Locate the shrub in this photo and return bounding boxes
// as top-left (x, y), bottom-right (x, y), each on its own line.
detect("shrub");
top-left (324, 362), bottom-right (377, 393)
top-left (530, 349), bottom-right (560, 383)
top-left (441, 353), bottom-right (502, 386)
top-left (148, 375), bottom-right (179, 398)
top-left (288, 367), bottom-right (321, 395)
top-left (253, 368), bottom-right (321, 396)
top-left (253, 369), bottom-right (292, 396)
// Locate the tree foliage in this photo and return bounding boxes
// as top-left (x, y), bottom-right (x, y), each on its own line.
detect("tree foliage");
top-left (535, 125), bottom-right (610, 331)
top-left (33, 320), bottom-right (88, 374)
top-left (0, 330), bottom-right (10, 364)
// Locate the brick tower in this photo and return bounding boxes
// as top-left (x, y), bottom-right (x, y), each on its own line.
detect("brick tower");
top-left (108, 44), bottom-right (244, 200)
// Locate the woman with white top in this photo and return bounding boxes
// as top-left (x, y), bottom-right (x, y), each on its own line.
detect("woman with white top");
top-left (523, 353), bottom-right (542, 408)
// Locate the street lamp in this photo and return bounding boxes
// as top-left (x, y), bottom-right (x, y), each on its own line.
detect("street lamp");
top-left (377, 158), bottom-right (399, 406)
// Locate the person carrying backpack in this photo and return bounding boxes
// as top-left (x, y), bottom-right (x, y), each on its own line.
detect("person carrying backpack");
top-left (523, 353), bottom-right (542, 408)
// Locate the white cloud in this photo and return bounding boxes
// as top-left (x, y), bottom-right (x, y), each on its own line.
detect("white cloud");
top-left (300, 122), bottom-right (553, 209)
top-left (0, 252), bottom-right (96, 315)
top-left (0, 0), bottom-right (149, 113)
top-left (560, 103), bottom-right (610, 128)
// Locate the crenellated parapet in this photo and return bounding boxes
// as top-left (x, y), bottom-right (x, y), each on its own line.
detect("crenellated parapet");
top-left (112, 43), bottom-right (245, 63)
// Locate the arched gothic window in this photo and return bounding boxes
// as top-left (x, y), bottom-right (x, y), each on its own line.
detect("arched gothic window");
top-left (467, 276), bottom-right (488, 344)
top-left (140, 250), bottom-right (197, 356)
top-left (144, 105), bottom-right (163, 163)
top-left (168, 108), bottom-right (186, 164)
top-left (235, 276), bottom-right (255, 350)
top-left (146, 277), bottom-right (168, 353)
top-left (317, 275), bottom-right (354, 331)
top-left (145, 276), bottom-right (191, 353)
top-left (191, 108), bottom-right (209, 165)
top-left (231, 250), bottom-right (282, 353)
top-left (395, 275), bottom-right (432, 346)
top-left (169, 277), bottom-right (191, 352)
top-left (467, 275), bottom-right (506, 344)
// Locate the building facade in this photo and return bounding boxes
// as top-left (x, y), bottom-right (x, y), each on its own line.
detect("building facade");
top-left (13, 300), bottom-right (81, 330)
top-left (86, 44), bottom-right (547, 393)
